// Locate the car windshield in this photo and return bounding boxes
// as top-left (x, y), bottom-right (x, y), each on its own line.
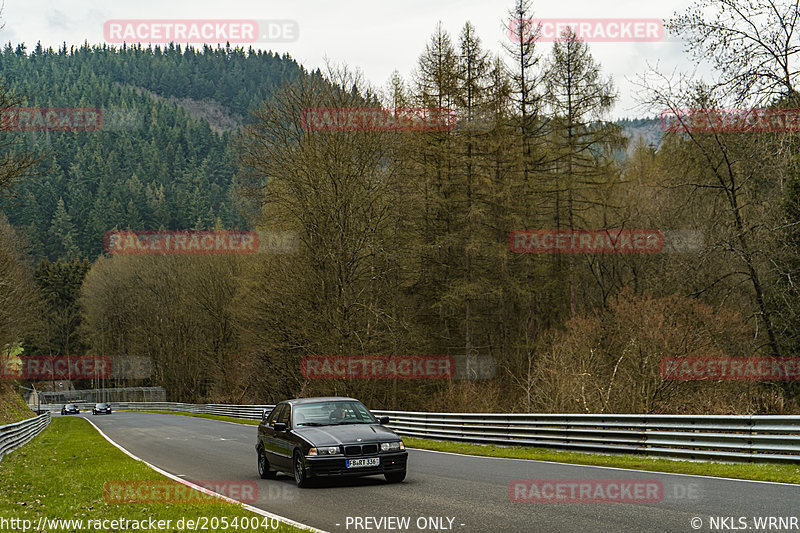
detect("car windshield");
top-left (96, 403), bottom-right (108, 408)
top-left (292, 400), bottom-right (377, 427)
top-left (65, 404), bottom-right (76, 409)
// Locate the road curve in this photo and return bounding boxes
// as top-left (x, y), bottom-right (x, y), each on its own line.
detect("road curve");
top-left (65, 412), bottom-right (800, 533)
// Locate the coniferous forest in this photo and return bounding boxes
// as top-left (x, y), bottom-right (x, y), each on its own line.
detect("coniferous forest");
top-left (1, 43), bottom-right (303, 260)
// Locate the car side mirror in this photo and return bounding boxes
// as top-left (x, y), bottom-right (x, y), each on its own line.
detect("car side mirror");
top-left (379, 416), bottom-right (390, 425)
top-left (273, 422), bottom-right (287, 432)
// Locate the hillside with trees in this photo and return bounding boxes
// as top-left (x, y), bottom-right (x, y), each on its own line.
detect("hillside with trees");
top-left (1, 43), bottom-right (304, 260)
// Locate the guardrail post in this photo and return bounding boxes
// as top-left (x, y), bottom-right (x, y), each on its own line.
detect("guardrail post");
top-left (640, 415), bottom-right (647, 454)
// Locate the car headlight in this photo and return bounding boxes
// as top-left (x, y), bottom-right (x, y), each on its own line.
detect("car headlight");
top-left (308, 446), bottom-right (340, 456)
top-left (381, 441), bottom-right (404, 452)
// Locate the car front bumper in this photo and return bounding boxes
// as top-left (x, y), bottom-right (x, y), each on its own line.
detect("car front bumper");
top-left (304, 451), bottom-right (407, 478)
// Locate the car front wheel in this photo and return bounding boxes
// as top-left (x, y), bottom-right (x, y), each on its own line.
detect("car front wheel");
top-left (385, 470), bottom-right (406, 483)
top-left (293, 451), bottom-right (309, 488)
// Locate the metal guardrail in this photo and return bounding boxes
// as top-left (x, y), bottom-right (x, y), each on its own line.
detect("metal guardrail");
top-left (370, 410), bottom-right (800, 463)
top-left (34, 386), bottom-right (166, 405)
top-left (39, 401), bottom-right (800, 463)
top-left (0, 412), bottom-right (50, 462)
top-left (40, 402), bottom-right (273, 420)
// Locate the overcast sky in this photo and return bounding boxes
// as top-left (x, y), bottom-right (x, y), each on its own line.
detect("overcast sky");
top-left (1, 0), bottom-right (705, 119)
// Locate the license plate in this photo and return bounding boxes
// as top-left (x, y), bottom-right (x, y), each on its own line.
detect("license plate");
top-left (346, 457), bottom-right (380, 468)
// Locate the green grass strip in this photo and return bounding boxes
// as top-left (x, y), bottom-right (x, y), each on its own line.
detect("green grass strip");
top-left (123, 410), bottom-right (261, 425)
top-left (401, 437), bottom-right (800, 485)
top-left (0, 417), bottom-right (306, 532)
top-left (123, 409), bottom-right (800, 485)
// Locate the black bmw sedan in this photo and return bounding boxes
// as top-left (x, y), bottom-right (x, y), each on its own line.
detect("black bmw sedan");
top-left (256, 397), bottom-right (407, 487)
top-left (61, 403), bottom-right (80, 415)
top-left (92, 402), bottom-right (112, 415)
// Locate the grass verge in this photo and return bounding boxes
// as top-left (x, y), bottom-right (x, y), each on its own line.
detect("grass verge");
top-left (122, 409), bottom-right (800, 485)
top-left (0, 417), bottom-right (306, 532)
top-left (0, 382), bottom-right (35, 425)
top-left (402, 437), bottom-right (800, 484)
top-left (123, 410), bottom-right (261, 425)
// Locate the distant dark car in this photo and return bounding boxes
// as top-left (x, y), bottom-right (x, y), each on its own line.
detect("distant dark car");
top-left (92, 402), bottom-right (112, 415)
top-left (61, 403), bottom-right (80, 415)
top-left (256, 397), bottom-right (407, 487)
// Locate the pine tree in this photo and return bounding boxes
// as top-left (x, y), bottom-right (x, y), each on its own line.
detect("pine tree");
top-left (544, 28), bottom-right (624, 318)
top-left (48, 198), bottom-right (81, 260)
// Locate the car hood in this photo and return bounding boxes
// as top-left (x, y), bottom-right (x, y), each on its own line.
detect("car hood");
top-left (293, 424), bottom-right (400, 446)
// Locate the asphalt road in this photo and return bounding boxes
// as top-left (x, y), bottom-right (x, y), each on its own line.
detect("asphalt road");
top-left (61, 412), bottom-right (800, 533)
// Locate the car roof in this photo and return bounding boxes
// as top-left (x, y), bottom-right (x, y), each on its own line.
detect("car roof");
top-left (282, 396), bottom-right (359, 406)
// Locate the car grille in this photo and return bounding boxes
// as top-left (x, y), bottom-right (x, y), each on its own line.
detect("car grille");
top-left (344, 444), bottom-right (378, 456)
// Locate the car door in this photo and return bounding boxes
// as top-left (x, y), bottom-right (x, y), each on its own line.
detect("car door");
top-left (260, 404), bottom-right (287, 467)
top-left (272, 403), bottom-right (295, 468)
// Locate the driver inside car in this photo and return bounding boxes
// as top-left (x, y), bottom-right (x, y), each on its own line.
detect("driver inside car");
top-left (330, 406), bottom-right (347, 422)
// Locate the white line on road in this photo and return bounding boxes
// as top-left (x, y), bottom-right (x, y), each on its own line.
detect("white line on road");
top-left (83, 417), bottom-right (328, 533)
